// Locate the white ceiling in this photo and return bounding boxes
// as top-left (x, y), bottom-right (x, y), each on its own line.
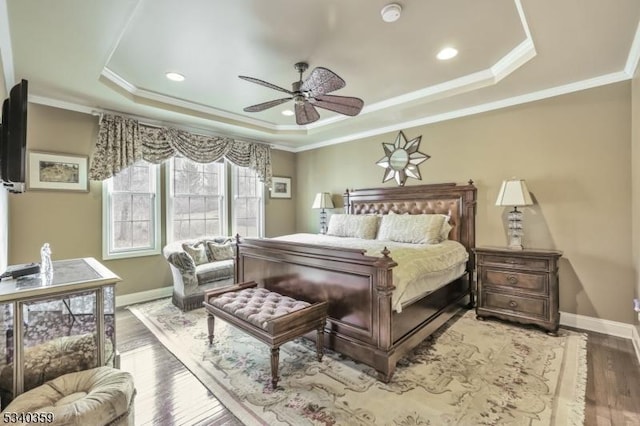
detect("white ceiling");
top-left (2, 0), bottom-right (640, 151)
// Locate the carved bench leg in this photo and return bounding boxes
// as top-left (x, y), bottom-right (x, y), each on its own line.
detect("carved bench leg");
top-left (207, 314), bottom-right (215, 345)
top-left (270, 347), bottom-right (280, 388)
top-left (316, 322), bottom-right (325, 362)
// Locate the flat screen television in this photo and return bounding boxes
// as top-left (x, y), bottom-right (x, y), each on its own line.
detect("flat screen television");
top-left (0, 99), bottom-right (9, 182)
top-left (0, 79), bottom-right (28, 193)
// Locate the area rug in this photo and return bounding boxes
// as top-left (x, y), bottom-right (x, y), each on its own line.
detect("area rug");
top-left (128, 299), bottom-right (586, 426)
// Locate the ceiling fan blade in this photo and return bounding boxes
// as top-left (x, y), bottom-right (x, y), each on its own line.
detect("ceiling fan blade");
top-left (295, 102), bottom-right (320, 125)
top-left (300, 67), bottom-right (346, 96)
top-left (243, 97), bottom-right (292, 113)
top-left (312, 94), bottom-right (364, 116)
top-left (239, 76), bottom-right (293, 95)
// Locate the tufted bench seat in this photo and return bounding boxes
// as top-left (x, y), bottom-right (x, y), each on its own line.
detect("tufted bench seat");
top-left (203, 281), bottom-right (328, 388)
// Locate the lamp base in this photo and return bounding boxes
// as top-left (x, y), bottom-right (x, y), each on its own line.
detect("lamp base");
top-left (507, 231), bottom-right (524, 250)
top-left (319, 209), bottom-right (328, 234)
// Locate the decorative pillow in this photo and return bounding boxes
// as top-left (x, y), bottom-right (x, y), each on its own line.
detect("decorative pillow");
top-left (207, 241), bottom-right (234, 261)
top-left (440, 221), bottom-right (453, 241)
top-left (182, 242), bottom-right (209, 265)
top-left (326, 214), bottom-right (379, 239)
top-left (377, 213), bottom-right (449, 244)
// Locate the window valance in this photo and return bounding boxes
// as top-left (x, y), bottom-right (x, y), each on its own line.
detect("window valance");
top-left (89, 114), bottom-right (272, 186)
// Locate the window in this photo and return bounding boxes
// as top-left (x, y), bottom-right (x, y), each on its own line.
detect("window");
top-left (231, 165), bottom-right (264, 238)
top-left (102, 161), bottom-right (160, 259)
top-left (167, 157), bottom-right (264, 242)
top-left (167, 157), bottom-right (225, 241)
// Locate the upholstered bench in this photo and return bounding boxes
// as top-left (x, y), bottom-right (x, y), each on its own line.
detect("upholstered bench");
top-left (203, 281), bottom-right (328, 388)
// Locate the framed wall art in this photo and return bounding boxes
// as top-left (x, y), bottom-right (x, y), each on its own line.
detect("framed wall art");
top-left (28, 151), bottom-right (89, 192)
top-left (270, 176), bottom-right (291, 199)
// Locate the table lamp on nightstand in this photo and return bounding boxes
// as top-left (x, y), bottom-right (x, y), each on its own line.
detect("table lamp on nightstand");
top-left (312, 192), bottom-right (334, 234)
top-left (495, 178), bottom-right (533, 250)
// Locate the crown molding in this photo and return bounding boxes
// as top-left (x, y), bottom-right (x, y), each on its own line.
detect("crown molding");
top-left (625, 19), bottom-right (640, 77)
top-left (294, 71), bottom-right (630, 152)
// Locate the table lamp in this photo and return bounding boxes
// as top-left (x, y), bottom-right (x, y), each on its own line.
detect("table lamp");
top-left (495, 179), bottom-right (533, 250)
top-left (312, 192), bottom-right (334, 234)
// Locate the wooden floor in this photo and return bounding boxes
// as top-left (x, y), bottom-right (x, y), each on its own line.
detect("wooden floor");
top-left (116, 308), bottom-right (640, 426)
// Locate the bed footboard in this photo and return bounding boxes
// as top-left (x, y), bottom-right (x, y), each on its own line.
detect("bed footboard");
top-left (235, 236), bottom-right (469, 381)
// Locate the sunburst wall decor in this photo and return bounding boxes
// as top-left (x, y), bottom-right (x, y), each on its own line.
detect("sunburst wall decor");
top-left (376, 131), bottom-right (430, 186)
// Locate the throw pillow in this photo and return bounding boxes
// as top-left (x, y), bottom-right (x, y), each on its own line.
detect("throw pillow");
top-left (326, 214), bottom-right (379, 239)
top-left (207, 241), bottom-right (234, 261)
top-left (377, 213), bottom-right (448, 244)
top-left (182, 242), bottom-right (209, 265)
top-left (440, 221), bottom-right (453, 241)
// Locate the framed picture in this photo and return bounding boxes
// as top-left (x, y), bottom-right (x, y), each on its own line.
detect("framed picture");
top-left (270, 176), bottom-right (291, 199)
top-left (28, 151), bottom-right (89, 192)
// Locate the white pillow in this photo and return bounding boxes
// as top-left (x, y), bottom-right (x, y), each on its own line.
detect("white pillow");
top-left (440, 221), bottom-right (453, 241)
top-left (377, 213), bottom-right (449, 244)
top-left (326, 214), bottom-right (379, 239)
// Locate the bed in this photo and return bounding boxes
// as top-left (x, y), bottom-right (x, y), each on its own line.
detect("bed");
top-left (234, 181), bottom-right (477, 382)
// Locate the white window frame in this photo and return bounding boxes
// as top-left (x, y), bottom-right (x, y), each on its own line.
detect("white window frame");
top-left (165, 158), bottom-right (227, 243)
top-left (102, 162), bottom-right (161, 260)
top-left (230, 164), bottom-right (265, 238)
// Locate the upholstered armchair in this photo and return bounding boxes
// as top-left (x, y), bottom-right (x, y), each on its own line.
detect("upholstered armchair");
top-left (163, 237), bottom-right (235, 311)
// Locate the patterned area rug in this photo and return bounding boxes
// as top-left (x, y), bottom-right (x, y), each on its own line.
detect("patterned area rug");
top-left (128, 299), bottom-right (586, 426)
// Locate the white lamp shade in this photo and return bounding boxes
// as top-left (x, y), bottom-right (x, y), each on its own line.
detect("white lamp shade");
top-left (495, 179), bottom-right (533, 207)
top-left (312, 192), bottom-right (334, 209)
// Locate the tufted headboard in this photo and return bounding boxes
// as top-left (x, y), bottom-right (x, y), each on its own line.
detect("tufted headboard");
top-left (343, 181), bottom-right (477, 259)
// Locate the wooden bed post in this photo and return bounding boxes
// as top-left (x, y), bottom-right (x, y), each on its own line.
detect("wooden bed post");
top-left (344, 188), bottom-right (351, 214)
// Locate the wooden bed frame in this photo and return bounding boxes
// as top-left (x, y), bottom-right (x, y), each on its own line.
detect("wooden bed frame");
top-left (235, 181), bottom-right (477, 381)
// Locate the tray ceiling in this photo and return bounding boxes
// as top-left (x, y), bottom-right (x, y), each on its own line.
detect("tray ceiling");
top-left (2, 0), bottom-right (639, 151)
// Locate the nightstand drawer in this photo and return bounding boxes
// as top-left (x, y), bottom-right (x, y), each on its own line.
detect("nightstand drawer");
top-left (480, 254), bottom-right (550, 271)
top-left (482, 291), bottom-right (547, 318)
top-left (483, 269), bottom-right (547, 294)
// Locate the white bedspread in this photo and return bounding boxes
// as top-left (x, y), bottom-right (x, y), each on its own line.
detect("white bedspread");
top-left (271, 233), bottom-right (469, 312)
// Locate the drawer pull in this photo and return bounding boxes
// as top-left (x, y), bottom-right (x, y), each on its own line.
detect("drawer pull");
top-left (509, 300), bottom-right (518, 308)
top-left (507, 275), bottom-right (518, 284)
top-left (504, 258), bottom-right (520, 264)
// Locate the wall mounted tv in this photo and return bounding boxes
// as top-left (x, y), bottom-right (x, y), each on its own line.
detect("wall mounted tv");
top-left (0, 79), bottom-right (28, 193)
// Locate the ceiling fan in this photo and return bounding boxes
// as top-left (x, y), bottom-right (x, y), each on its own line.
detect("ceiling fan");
top-left (239, 62), bottom-right (364, 125)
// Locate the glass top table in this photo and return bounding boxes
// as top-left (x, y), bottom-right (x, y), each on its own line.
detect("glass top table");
top-left (0, 257), bottom-right (121, 404)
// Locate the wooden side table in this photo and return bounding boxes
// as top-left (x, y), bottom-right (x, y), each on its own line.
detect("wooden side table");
top-left (473, 246), bottom-right (562, 335)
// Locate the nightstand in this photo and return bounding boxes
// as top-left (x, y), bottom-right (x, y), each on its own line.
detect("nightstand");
top-left (473, 246), bottom-right (563, 335)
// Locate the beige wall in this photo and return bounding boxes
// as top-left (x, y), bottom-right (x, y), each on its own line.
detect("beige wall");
top-left (265, 149), bottom-right (296, 237)
top-left (8, 104), bottom-right (296, 296)
top-left (296, 82), bottom-right (635, 324)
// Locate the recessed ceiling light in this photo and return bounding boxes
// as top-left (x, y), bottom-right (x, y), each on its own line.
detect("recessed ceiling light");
top-left (281, 109), bottom-right (294, 116)
top-left (165, 72), bottom-right (185, 82)
top-left (381, 3), bottom-right (402, 23)
top-left (437, 47), bottom-right (458, 61)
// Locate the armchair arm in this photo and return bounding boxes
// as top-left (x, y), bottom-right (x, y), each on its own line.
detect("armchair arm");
top-left (166, 252), bottom-right (198, 297)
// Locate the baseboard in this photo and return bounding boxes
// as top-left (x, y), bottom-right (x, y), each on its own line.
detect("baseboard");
top-left (115, 286), bottom-right (173, 308)
top-left (633, 325), bottom-right (640, 367)
top-left (561, 311), bottom-right (640, 366)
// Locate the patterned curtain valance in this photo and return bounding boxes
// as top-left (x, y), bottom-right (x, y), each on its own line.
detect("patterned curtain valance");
top-left (89, 114), bottom-right (272, 186)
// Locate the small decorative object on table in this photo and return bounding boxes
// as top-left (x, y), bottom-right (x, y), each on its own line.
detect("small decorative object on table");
top-left (40, 243), bottom-right (53, 277)
top-left (312, 192), bottom-right (334, 234)
top-left (474, 246), bottom-right (563, 335)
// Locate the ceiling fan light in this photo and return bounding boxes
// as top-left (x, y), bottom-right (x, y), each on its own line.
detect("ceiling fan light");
top-left (381, 4), bottom-right (402, 23)
top-left (437, 47), bottom-right (458, 60)
top-left (281, 109), bottom-right (294, 116)
top-left (165, 72), bottom-right (185, 82)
